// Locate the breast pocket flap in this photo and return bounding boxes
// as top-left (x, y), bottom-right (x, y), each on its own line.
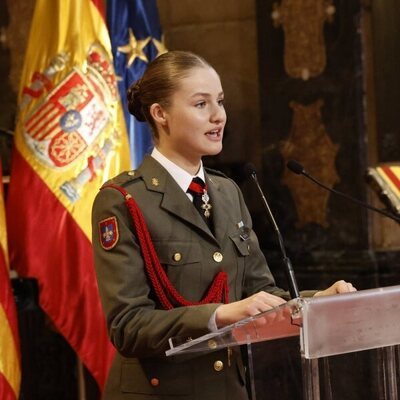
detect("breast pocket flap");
top-left (229, 234), bottom-right (250, 256)
top-left (155, 241), bottom-right (202, 266)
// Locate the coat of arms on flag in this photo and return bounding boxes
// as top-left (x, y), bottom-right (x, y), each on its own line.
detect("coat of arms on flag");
top-left (24, 68), bottom-right (109, 168)
top-left (21, 43), bottom-right (121, 203)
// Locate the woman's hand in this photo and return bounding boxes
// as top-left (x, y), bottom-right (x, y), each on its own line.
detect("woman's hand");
top-left (215, 291), bottom-right (286, 328)
top-left (314, 280), bottom-right (357, 297)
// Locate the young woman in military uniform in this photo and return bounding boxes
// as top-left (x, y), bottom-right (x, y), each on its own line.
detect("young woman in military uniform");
top-left (91, 50), bottom-right (356, 400)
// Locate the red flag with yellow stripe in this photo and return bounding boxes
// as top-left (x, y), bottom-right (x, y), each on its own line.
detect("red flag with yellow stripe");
top-left (6, 0), bottom-right (130, 390)
top-left (0, 160), bottom-right (21, 400)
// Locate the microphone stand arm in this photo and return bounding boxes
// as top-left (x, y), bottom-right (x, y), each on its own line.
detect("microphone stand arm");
top-left (304, 173), bottom-right (400, 225)
top-left (250, 172), bottom-right (300, 299)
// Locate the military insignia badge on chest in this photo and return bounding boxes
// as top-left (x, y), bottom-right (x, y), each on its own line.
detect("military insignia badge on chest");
top-left (99, 216), bottom-right (119, 250)
top-left (201, 190), bottom-right (212, 218)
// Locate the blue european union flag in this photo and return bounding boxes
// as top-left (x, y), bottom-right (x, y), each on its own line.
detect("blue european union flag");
top-left (107, 0), bottom-right (166, 168)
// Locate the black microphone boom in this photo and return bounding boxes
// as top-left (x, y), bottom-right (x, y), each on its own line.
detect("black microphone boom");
top-left (286, 160), bottom-right (400, 224)
top-left (245, 163), bottom-right (300, 299)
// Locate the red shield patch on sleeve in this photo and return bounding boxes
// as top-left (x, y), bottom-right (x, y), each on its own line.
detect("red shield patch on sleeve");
top-left (98, 216), bottom-right (119, 250)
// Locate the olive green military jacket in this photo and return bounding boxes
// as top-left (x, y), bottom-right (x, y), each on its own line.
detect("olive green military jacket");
top-left (92, 156), bottom-right (288, 400)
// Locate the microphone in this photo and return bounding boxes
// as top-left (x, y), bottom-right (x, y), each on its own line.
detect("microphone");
top-left (244, 163), bottom-right (300, 299)
top-left (286, 160), bottom-right (400, 223)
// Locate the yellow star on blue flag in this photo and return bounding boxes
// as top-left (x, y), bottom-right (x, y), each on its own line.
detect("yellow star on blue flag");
top-left (117, 28), bottom-right (151, 67)
top-left (108, 0), bottom-right (167, 168)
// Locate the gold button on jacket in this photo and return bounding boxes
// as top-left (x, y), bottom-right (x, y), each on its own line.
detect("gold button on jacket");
top-left (214, 360), bottom-right (224, 372)
top-left (173, 252), bottom-right (182, 262)
top-left (213, 251), bottom-right (223, 263)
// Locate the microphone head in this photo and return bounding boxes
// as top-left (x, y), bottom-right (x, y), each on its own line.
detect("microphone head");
top-left (287, 160), bottom-right (305, 175)
top-left (244, 162), bottom-right (257, 177)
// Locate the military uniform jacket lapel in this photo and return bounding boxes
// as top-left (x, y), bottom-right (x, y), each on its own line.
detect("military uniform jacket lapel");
top-left (139, 156), bottom-right (219, 246)
top-left (205, 171), bottom-right (232, 247)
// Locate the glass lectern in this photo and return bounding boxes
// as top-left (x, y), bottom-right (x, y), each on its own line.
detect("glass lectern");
top-left (166, 285), bottom-right (400, 400)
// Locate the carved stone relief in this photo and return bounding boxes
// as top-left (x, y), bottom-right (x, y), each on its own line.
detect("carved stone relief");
top-left (281, 99), bottom-right (339, 227)
top-left (272, 0), bottom-right (335, 80)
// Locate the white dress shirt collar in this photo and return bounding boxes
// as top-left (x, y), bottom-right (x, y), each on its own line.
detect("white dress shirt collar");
top-left (151, 147), bottom-right (206, 193)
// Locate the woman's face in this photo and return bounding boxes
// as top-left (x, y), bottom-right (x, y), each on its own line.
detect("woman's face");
top-left (157, 66), bottom-right (226, 169)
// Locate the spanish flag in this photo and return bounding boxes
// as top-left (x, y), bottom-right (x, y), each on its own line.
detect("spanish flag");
top-left (7, 0), bottom-right (130, 390)
top-left (0, 160), bottom-right (21, 400)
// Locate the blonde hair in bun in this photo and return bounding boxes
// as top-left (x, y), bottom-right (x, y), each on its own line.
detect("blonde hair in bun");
top-left (127, 78), bottom-right (146, 122)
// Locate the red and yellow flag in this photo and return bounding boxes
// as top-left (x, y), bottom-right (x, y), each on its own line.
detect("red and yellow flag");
top-left (0, 161), bottom-right (21, 400)
top-left (6, 0), bottom-right (130, 390)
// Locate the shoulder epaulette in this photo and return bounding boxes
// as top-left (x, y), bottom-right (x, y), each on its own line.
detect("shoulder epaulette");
top-left (204, 167), bottom-right (228, 179)
top-left (101, 170), bottom-right (142, 189)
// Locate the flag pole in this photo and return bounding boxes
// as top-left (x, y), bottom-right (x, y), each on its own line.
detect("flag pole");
top-left (77, 358), bottom-right (87, 400)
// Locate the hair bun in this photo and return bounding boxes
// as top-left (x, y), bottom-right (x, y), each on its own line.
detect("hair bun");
top-left (127, 79), bottom-right (146, 122)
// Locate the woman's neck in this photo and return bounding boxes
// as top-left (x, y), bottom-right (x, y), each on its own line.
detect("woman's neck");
top-left (155, 146), bottom-right (201, 176)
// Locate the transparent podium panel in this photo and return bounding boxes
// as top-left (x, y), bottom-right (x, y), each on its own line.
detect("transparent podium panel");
top-left (299, 285), bottom-right (400, 359)
top-left (299, 285), bottom-right (400, 400)
top-left (166, 285), bottom-right (400, 400)
top-left (166, 300), bottom-right (301, 357)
